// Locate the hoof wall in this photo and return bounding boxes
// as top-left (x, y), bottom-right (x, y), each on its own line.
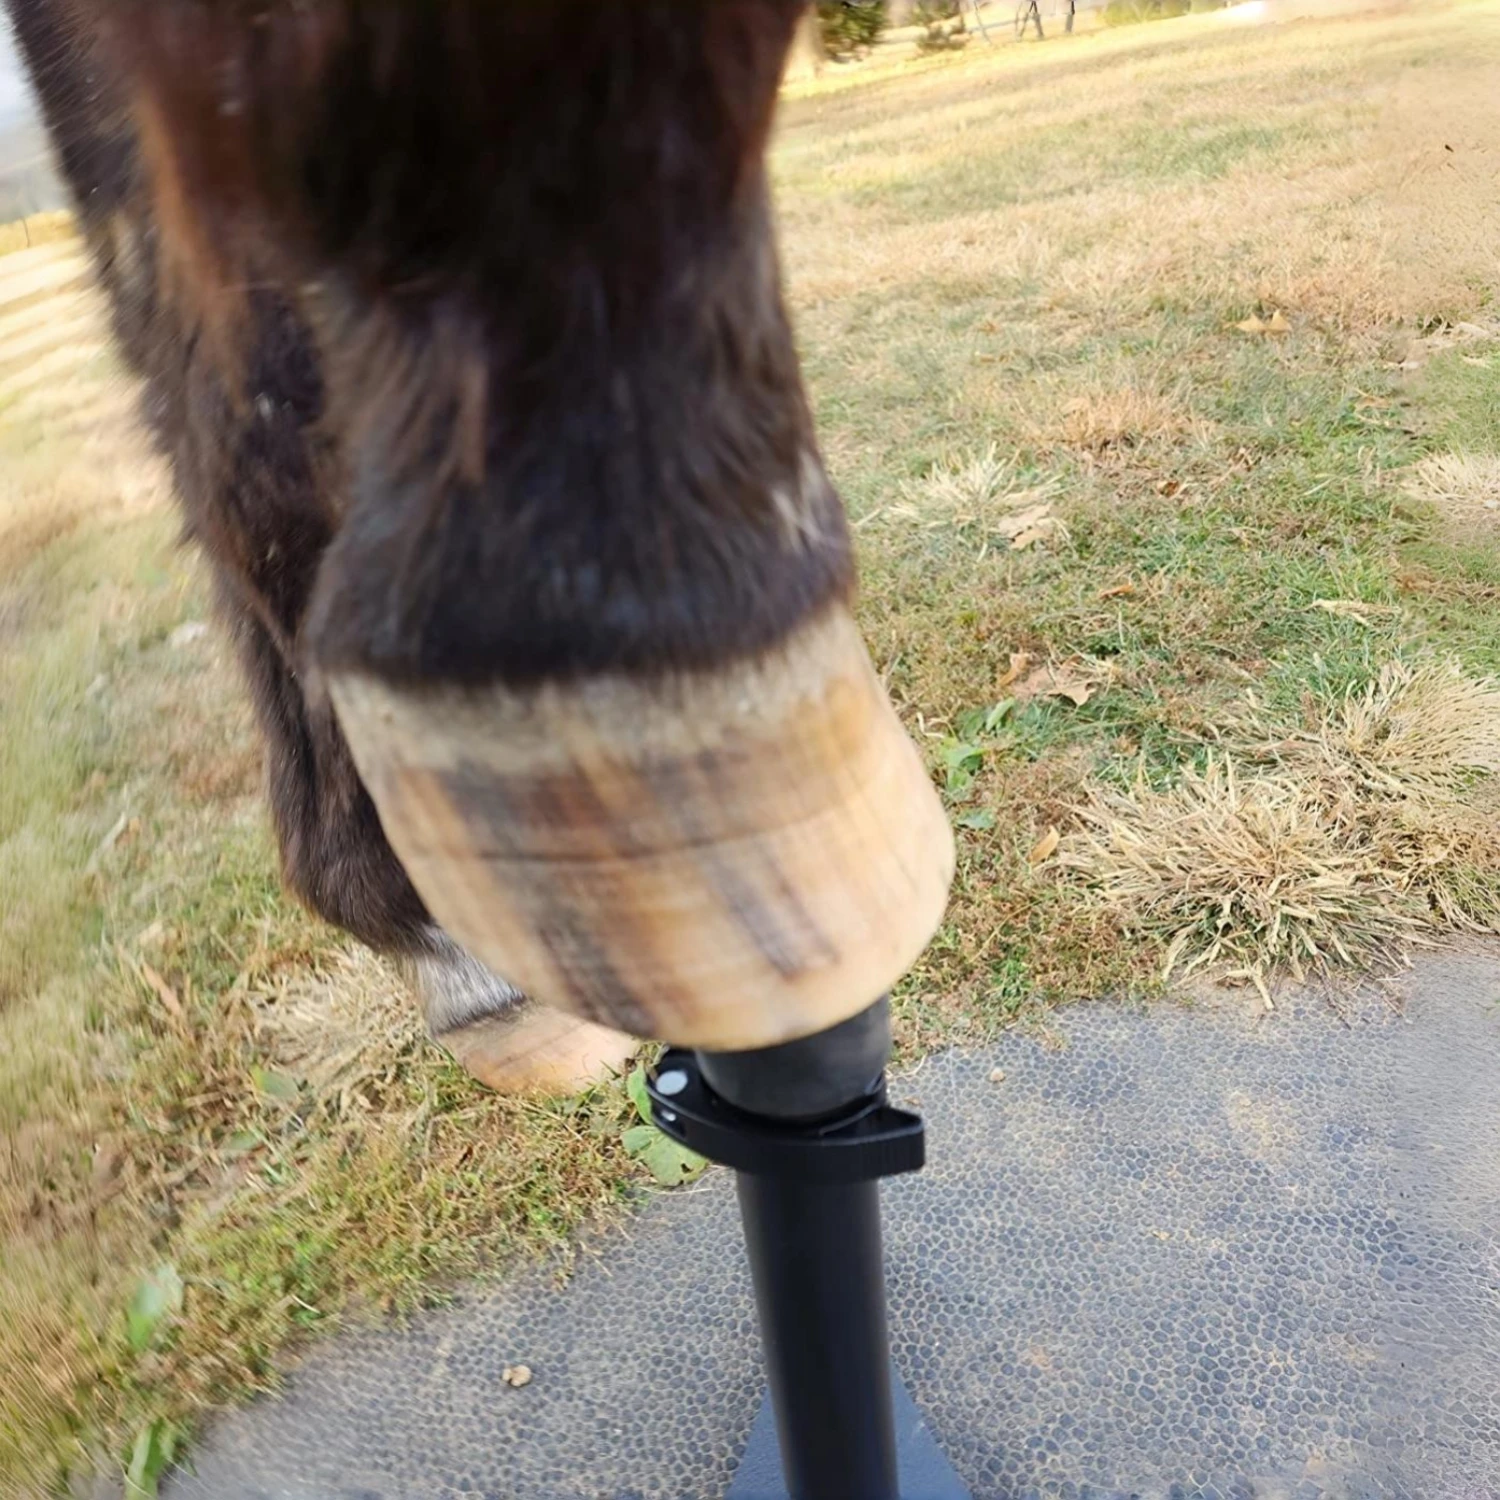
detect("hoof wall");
top-left (437, 1006), bottom-right (638, 1096)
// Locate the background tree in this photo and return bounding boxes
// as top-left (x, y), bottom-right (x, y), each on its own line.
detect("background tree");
top-left (816, 0), bottom-right (888, 59)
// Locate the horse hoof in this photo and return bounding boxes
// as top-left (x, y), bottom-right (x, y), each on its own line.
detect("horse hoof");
top-left (409, 930), bottom-right (637, 1094)
top-left (437, 1007), bottom-right (638, 1096)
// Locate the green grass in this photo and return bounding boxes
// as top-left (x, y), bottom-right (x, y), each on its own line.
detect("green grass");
top-left (5, 1), bottom-right (1500, 1492)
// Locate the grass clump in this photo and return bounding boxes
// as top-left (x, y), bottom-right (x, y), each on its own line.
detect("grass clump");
top-left (1282, 661), bottom-right (1500, 803)
top-left (1061, 663), bottom-right (1500, 1003)
top-left (1064, 753), bottom-right (1420, 1001)
top-left (1405, 451), bottom-right (1500, 511)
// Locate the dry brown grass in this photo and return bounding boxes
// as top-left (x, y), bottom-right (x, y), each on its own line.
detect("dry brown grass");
top-left (1046, 383), bottom-right (1206, 455)
top-left (0, 212), bottom-right (76, 259)
top-left (1062, 663), bottom-right (1500, 1002)
top-left (878, 442), bottom-right (1064, 539)
top-left (1282, 661), bottom-right (1500, 798)
top-left (2, 932), bottom-right (639, 1483)
top-left (1266, 663), bottom-right (1500, 930)
top-left (1064, 755), bottom-right (1420, 997)
top-left (779, 4), bottom-right (1499, 358)
top-left (1406, 452), bottom-right (1500, 511)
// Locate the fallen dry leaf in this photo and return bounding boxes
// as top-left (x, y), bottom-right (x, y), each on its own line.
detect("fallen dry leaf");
top-left (1010, 525), bottom-right (1050, 551)
top-left (992, 501), bottom-right (1053, 541)
top-left (1016, 665), bottom-right (1096, 707)
top-left (997, 485), bottom-right (1057, 513)
top-left (1029, 827), bottom-right (1062, 865)
top-left (1234, 315), bottom-right (1266, 334)
top-left (1267, 310), bottom-right (1290, 334)
top-left (997, 652), bottom-right (1032, 691)
top-left (1099, 582), bottom-right (1136, 601)
top-left (1310, 598), bottom-right (1398, 625)
top-left (502, 1365), bottom-right (533, 1389)
top-left (139, 962), bottom-right (185, 1024)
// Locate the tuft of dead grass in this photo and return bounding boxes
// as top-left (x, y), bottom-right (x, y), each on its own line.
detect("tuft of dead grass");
top-left (900, 443), bottom-right (1048, 514)
top-left (876, 443), bottom-right (1067, 546)
top-left (1064, 755), bottom-right (1421, 1002)
top-left (1062, 663), bottom-right (1500, 1002)
top-left (1264, 662), bottom-right (1500, 932)
top-left (1048, 384), bottom-right (1205, 456)
top-left (1406, 452), bottom-right (1500, 511)
top-left (1273, 661), bottom-right (1500, 802)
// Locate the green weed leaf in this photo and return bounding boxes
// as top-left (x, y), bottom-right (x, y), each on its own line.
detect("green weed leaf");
top-left (955, 701), bottom-right (1014, 740)
top-left (124, 1417), bottom-right (181, 1499)
top-left (249, 1065), bottom-right (300, 1103)
top-left (941, 740), bottom-right (985, 797)
top-left (623, 1125), bottom-right (707, 1188)
top-left (621, 1069), bottom-right (707, 1186)
top-left (625, 1065), bottom-right (653, 1124)
top-left (126, 1264), bottom-right (183, 1354)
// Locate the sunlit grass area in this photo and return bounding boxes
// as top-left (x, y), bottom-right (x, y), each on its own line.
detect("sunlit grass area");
top-left (0, 209), bottom-right (74, 258)
top-left (3, 2), bottom-right (1499, 1491)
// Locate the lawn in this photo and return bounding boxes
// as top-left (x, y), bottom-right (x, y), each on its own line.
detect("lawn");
top-left (3, 2), bottom-right (1499, 1492)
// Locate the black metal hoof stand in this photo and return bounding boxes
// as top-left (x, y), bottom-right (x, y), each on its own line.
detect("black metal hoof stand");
top-left (649, 999), bottom-right (972, 1500)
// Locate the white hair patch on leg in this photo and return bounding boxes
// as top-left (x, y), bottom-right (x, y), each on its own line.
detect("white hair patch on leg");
top-left (411, 928), bottom-right (526, 1038)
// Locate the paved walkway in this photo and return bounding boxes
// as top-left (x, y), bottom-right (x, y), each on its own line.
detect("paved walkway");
top-left (170, 951), bottom-right (1500, 1500)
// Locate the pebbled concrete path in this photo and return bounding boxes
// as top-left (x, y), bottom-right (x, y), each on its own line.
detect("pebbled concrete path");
top-left (168, 951), bottom-right (1500, 1500)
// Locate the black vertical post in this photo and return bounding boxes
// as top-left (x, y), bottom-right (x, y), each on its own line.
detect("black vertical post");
top-left (736, 1174), bottom-right (898, 1500)
top-left (698, 1000), bottom-right (899, 1500)
top-left (649, 998), bottom-right (971, 1500)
